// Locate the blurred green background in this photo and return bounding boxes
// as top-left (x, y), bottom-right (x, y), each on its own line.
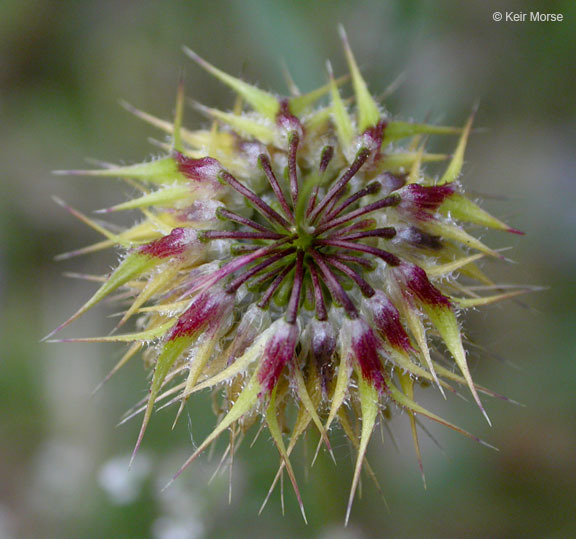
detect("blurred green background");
top-left (1, 1), bottom-right (575, 537)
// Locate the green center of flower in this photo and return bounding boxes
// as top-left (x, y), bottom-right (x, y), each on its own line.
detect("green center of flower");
top-left (202, 141), bottom-right (401, 323)
top-left (292, 224), bottom-right (315, 251)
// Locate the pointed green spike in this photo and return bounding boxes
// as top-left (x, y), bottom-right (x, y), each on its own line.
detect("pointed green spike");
top-left (105, 184), bottom-right (193, 212)
top-left (293, 367), bottom-right (332, 453)
top-left (260, 365), bottom-right (324, 516)
top-left (337, 409), bottom-right (387, 508)
top-left (422, 303), bottom-right (491, 425)
top-left (280, 60), bottom-right (301, 97)
top-left (164, 373), bottom-right (261, 489)
top-left (339, 25), bottom-right (380, 131)
top-left (117, 264), bottom-right (183, 326)
top-left (424, 253), bottom-right (485, 277)
top-left (338, 408), bottom-right (390, 512)
top-left (177, 325), bottom-right (274, 400)
top-left (440, 194), bottom-right (523, 233)
top-left (398, 371), bottom-right (426, 488)
top-left (93, 342), bottom-right (142, 394)
top-left (430, 360), bottom-right (471, 389)
top-left (435, 245), bottom-right (494, 284)
top-left (195, 103), bottom-right (276, 144)
top-left (133, 335), bottom-right (195, 461)
top-left (121, 100), bottom-right (174, 133)
top-left (431, 359), bottom-right (517, 402)
top-left (389, 348), bottom-right (454, 394)
top-left (439, 109), bottom-right (475, 184)
top-left (407, 144), bottom-right (425, 184)
top-left (401, 302), bottom-right (445, 398)
top-left (117, 219), bottom-right (167, 243)
top-left (290, 73), bottom-right (350, 115)
top-left (290, 404), bottom-right (315, 451)
top-left (424, 221), bottom-right (501, 258)
top-left (54, 239), bottom-right (114, 260)
top-left (52, 197), bottom-right (129, 247)
top-left (172, 76), bottom-right (185, 152)
top-left (462, 262), bottom-right (494, 285)
top-left (47, 251), bottom-right (160, 338)
top-left (378, 152), bottom-right (449, 171)
top-left (55, 157), bottom-right (185, 184)
top-left (120, 100), bottom-right (212, 151)
top-left (54, 216), bottom-right (169, 261)
top-left (387, 377), bottom-right (495, 447)
top-left (327, 61), bottom-right (354, 146)
top-left (384, 121), bottom-right (461, 143)
top-left (55, 320), bottom-right (176, 343)
top-left (260, 404), bottom-right (311, 516)
top-left (140, 208), bottom-right (177, 235)
top-left (451, 288), bottom-right (532, 308)
top-left (183, 47), bottom-right (279, 118)
top-left (266, 388), bottom-right (308, 523)
top-left (346, 374), bottom-right (379, 525)
top-left (137, 299), bottom-right (190, 315)
top-left (324, 344), bottom-right (351, 432)
top-left (295, 366), bottom-right (324, 447)
top-left (379, 71), bottom-right (407, 101)
top-left (172, 335), bottom-right (218, 428)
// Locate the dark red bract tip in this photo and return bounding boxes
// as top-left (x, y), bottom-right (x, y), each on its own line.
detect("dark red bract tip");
top-left (257, 321), bottom-right (298, 393)
top-left (139, 227), bottom-right (196, 259)
top-left (401, 264), bottom-right (452, 307)
top-left (173, 152), bottom-right (221, 182)
top-left (400, 184), bottom-right (456, 220)
top-left (168, 289), bottom-right (231, 340)
top-left (367, 291), bottom-right (413, 352)
top-left (350, 319), bottom-right (387, 391)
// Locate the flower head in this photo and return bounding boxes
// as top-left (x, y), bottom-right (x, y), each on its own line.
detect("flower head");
top-left (51, 29), bottom-right (526, 521)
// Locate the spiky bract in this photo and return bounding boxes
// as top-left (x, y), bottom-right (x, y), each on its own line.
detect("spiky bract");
top-left (52, 31), bottom-right (524, 521)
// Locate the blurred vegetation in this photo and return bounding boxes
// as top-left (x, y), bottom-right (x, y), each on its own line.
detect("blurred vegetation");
top-left (1, 1), bottom-right (574, 537)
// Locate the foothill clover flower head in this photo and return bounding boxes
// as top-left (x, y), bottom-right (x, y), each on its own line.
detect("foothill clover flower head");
top-left (50, 28), bottom-right (527, 521)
